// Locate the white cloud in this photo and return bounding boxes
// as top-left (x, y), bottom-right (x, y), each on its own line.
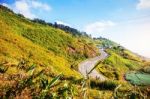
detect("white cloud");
top-left (1, 0), bottom-right (51, 19)
top-left (56, 21), bottom-right (71, 26)
top-left (137, 0), bottom-right (150, 9)
top-left (100, 19), bottom-right (150, 58)
top-left (31, 1), bottom-right (51, 11)
top-left (14, 0), bottom-right (36, 19)
top-left (118, 22), bottom-right (150, 58)
top-left (2, 3), bottom-right (11, 8)
top-left (83, 21), bottom-right (115, 37)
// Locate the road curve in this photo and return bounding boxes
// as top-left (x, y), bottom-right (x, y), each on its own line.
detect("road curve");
top-left (78, 49), bottom-right (108, 81)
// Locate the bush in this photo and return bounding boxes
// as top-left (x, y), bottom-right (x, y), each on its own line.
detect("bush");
top-left (17, 13), bottom-right (25, 18)
top-left (90, 80), bottom-right (119, 90)
top-left (0, 5), bottom-right (14, 13)
top-left (143, 66), bottom-right (150, 74)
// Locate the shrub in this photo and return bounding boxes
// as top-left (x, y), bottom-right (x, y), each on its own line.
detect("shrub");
top-left (90, 80), bottom-right (119, 90)
top-left (17, 13), bottom-right (25, 18)
top-left (143, 66), bottom-right (150, 74)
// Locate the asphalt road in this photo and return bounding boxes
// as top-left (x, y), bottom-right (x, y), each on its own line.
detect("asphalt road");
top-left (79, 49), bottom-right (108, 81)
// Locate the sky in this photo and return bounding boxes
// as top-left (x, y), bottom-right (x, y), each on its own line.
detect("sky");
top-left (0, 0), bottom-right (150, 58)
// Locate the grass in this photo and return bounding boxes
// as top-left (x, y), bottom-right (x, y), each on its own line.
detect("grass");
top-left (96, 47), bottom-right (143, 81)
top-left (0, 6), bottom-right (99, 61)
top-left (0, 5), bottom-right (102, 98)
top-left (0, 5), bottom-right (99, 78)
top-left (0, 5), bottom-right (150, 98)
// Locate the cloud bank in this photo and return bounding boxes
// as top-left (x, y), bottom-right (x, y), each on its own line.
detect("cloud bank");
top-left (137, 0), bottom-right (150, 9)
top-left (56, 21), bottom-right (71, 26)
top-left (84, 21), bottom-right (115, 37)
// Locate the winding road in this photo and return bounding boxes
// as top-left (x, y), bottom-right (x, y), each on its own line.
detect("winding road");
top-left (79, 49), bottom-right (108, 81)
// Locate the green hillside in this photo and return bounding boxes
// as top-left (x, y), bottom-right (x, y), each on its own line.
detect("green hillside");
top-left (0, 5), bottom-right (101, 98)
top-left (0, 5), bottom-right (149, 98)
top-left (95, 39), bottom-right (144, 80)
top-left (0, 5), bottom-right (99, 77)
top-left (125, 62), bottom-right (150, 86)
top-left (94, 37), bottom-right (119, 48)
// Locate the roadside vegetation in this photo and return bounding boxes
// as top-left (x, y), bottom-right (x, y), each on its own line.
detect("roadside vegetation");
top-left (1, 60), bottom-right (149, 98)
top-left (0, 5), bottom-right (150, 98)
top-left (95, 40), bottom-right (144, 80)
top-left (126, 62), bottom-right (150, 86)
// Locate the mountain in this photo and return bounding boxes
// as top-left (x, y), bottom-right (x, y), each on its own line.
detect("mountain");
top-left (0, 5), bottom-right (149, 98)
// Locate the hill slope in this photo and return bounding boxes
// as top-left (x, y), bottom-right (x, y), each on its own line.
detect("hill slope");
top-left (0, 5), bottom-right (149, 98)
top-left (0, 5), bottom-right (99, 77)
top-left (94, 39), bottom-right (144, 80)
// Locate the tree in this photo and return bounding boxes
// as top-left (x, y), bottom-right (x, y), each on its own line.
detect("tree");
top-left (32, 18), bottom-right (47, 25)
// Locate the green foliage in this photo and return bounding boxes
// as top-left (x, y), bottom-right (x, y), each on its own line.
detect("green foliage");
top-left (96, 48), bottom-right (143, 80)
top-left (0, 5), bottom-right (149, 99)
top-left (90, 80), bottom-right (119, 90)
top-left (47, 74), bottom-right (62, 89)
top-left (112, 85), bottom-right (149, 99)
top-left (94, 37), bottom-right (119, 48)
top-left (0, 64), bottom-right (8, 73)
top-left (26, 64), bottom-right (36, 73)
top-left (0, 4), bottom-right (99, 79)
top-left (0, 5), bottom-right (14, 13)
top-left (39, 74), bottom-right (62, 98)
top-left (142, 66), bottom-right (150, 74)
top-left (0, 4), bottom-right (99, 78)
top-left (58, 81), bottom-right (78, 98)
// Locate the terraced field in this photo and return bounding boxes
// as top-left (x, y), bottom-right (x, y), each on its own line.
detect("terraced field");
top-left (125, 71), bottom-right (150, 86)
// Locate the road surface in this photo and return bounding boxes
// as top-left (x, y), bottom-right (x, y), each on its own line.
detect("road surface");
top-left (78, 49), bottom-right (108, 81)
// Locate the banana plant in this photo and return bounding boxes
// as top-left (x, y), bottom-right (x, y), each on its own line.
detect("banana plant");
top-left (40, 73), bottom-right (62, 98)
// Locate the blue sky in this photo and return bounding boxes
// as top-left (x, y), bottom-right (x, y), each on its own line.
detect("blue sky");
top-left (0, 0), bottom-right (150, 58)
